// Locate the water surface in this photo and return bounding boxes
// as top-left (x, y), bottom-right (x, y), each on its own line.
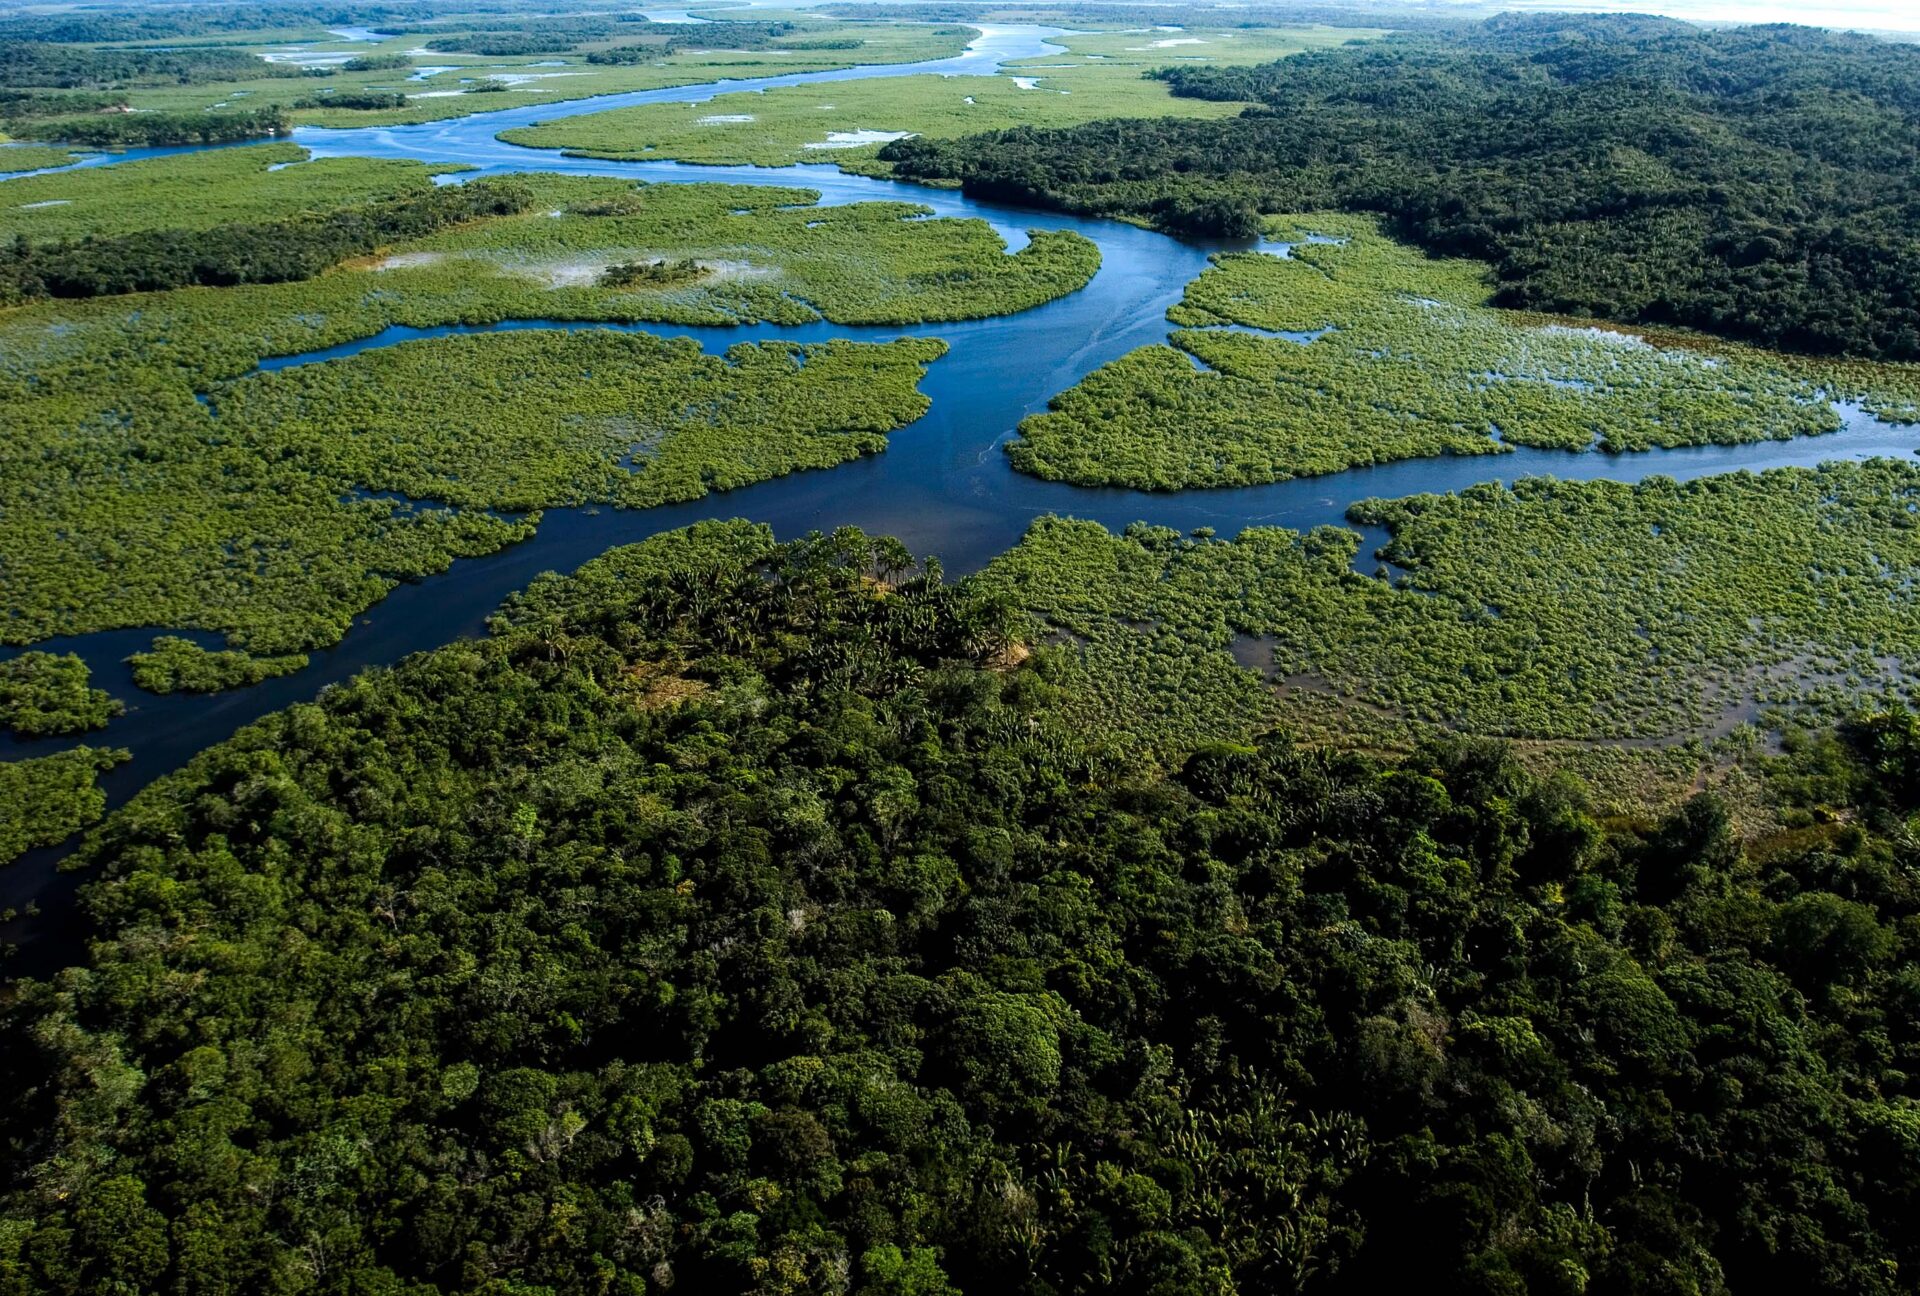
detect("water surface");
top-left (3, 25), bottom-right (1915, 959)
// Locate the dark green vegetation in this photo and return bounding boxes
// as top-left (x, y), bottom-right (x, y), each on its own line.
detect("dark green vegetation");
top-left (128, 637), bottom-right (310, 695)
top-left (981, 463), bottom-right (1920, 762)
top-left (587, 20), bottom-right (807, 60)
top-left (1, 178), bottom-right (529, 303)
top-left (0, 653), bottom-right (120, 738)
top-left (601, 257), bottom-right (706, 290)
top-left (0, 41), bottom-right (305, 90)
top-left (0, 174), bottom-right (1093, 663)
top-left (884, 13), bottom-right (1920, 360)
top-left (1009, 214), bottom-right (1920, 490)
top-left (0, 746), bottom-right (124, 866)
top-left (4, 522), bottom-right (1920, 1293)
top-left (12, 107), bottom-right (288, 148)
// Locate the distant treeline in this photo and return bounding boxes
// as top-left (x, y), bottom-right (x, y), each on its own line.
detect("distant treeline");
top-left (293, 89), bottom-right (410, 110)
top-left (818, 2), bottom-right (1459, 32)
top-left (0, 1), bottom-right (611, 44)
top-left (586, 21), bottom-right (804, 63)
top-left (7, 106), bottom-right (290, 146)
top-left (884, 13), bottom-right (1920, 361)
top-left (341, 52), bottom-right (412, 71)
top-left (0, 179), bottom-right (531, 302)
top-left (0, 42), bottom-right (307, 89)
top-left (407, 16), bottom-right (618, 55)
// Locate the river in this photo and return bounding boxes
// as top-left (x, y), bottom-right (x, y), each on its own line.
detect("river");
top-left (2, 23), bottom-right (1915, 960)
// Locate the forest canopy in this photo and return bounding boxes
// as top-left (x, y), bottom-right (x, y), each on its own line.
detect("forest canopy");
top-left (883, 13), bottom-right (1920, 360)
top-left (2, 523), bottom-right (1918, 1294)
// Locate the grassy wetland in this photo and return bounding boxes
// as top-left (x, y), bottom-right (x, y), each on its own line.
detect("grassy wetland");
top-left (986, 459), bottom-right (1920, 775)
top-left (0, 174), bottom-right (1093, 658)
top-left (0, 144), bottom-right (455, 242)
top-left (1010, 214), bottom-right (1920, 490)
top-left (500, 24), bottom-right (1372, 171)
top-left (0, 9), bottom-right (978, 138)
top-left (11, 11), bottom-right (1920, 1294)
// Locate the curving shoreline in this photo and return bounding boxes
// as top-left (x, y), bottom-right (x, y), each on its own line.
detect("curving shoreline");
top-left (4, 24), bottom-right (1918, 957)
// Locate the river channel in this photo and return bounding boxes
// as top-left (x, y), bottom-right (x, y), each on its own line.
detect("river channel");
top-left (3, 24), bottom-right (1916, 957)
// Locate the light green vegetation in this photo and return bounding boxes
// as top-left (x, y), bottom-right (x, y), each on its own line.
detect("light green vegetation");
top-left (0, 651), bottom-right (121, 736)
top-left (1010, 214), bottom-right (1920, 490)
top-left (0, 745), bottom-right (124, 865)
top-left (1017, 24), bottom-right (1384, 63)
top-left (306, 20), bottom-right (975, 128)
top-left (29, 19), bottom-right (974, 133)
top-left (129, 637), bottom-right (309, 694)
top-left (0, 143), bottom-right (451, 242)
top-left (3, 326), bottom-right (941, 655)
top-left (0, 175), bottom-right (1091, 659)
top-left (0, 144), bottom-right (79, 173)
top-left (220, 330), bottom-right (947, 510)
top-left (395, 177), bottom-right (1099, 324)
top-left (502, 25), bottom-right (1371, 171)
top-left (987, 463), bottom-right (1920, 757)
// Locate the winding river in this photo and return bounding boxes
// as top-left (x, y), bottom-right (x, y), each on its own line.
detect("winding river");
top-left (3, 24), bottom-right (1917, 957)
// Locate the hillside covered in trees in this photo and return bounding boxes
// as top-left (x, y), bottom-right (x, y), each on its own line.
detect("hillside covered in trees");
top-left (883, 14), bottom-right (1920, 361)
top-left (4, 524), bottom-right (1919, 1295)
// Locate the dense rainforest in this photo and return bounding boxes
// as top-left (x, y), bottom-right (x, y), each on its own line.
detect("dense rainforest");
top-left (883, 13), bottom-right (1920, 361)
top-left (3, 524), bottom-right (1918, 1296)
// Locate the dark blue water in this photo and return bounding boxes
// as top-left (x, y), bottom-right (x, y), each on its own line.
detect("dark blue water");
top-left (3, 24), bottom-right (1917, 960)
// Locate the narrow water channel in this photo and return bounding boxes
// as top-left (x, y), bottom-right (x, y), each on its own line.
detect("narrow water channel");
top-left (3, 24), bottom-right (1916, 959)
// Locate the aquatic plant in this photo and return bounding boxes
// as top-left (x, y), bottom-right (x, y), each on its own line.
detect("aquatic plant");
top-left (0, 744), bottom-right (123, 864)
top-left (0, 650), bottom-right (120, 736)
top-left (0, 177), bottom-right (1090, 663)
top-left (128, 637), bottom-right (309, 694)
top-left (985, 460), bottom-right (1920, 754)
top-left (1009, 214), bottom-right (1920, 489)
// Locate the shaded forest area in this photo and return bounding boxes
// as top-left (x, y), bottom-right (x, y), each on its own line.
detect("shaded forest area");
top-left (884, 14), bottom-right (1920, 360)
top-left (3, 523), bottom-right (1918, 1295)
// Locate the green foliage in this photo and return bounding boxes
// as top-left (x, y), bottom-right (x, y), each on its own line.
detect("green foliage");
top-left (503, 24), bottom-right (1355, 171)
top-left (0, 41), bottom-right (294, 90)
top-left (0, 744), bottom-right (123, 864)
top-left (1010, 214), bottom-right (1919, 489)
top-left (340, 54), bottom-right (412, 73)
top-left (982, 463), bottom-right (1920, 752)
top-left (0, 145), bottom-right (450, 244)
top-left (2, 523), bottom-right (1917, 1293)
top-left (600, 257), bottom-right (706, 289)
top-left (0, 144), bottom-right (76, 173)
top-left (0, 651), bottom-right (120, 737)
top-left (884, 13), bottom-right (1920, 360)
top-left (291, 89), bottom-right (411, 112)
top-left (127, 636), bottom-right (309, 695)
top-left (2, 178), bottom-right (532, 302)
top-left (15, 106), bottom-right (288, 147)
top-left (0, 176), bottom-right (1093, 661)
